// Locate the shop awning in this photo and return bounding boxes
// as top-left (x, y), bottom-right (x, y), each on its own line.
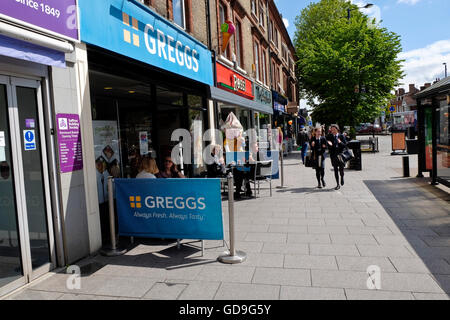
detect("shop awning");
top-left (209, 86), bottom-right (273, 115)
top-left (0, 34), bottom-right (66, 68)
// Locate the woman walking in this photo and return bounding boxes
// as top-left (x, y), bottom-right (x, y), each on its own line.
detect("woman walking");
top-left (310, 126), bottom-right (328, 188)
top-left (327, 124), bottom-right (348, 190)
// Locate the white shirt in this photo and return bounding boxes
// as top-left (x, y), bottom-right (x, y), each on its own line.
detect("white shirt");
top-left (136, 171), bottom-right (156, 179)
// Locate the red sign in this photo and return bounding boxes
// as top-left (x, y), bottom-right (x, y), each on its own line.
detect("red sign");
top-left (216, 63), bottom-right (254, 100)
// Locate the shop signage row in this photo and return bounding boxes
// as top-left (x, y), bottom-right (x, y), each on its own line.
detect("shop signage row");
top-left (216, 62), bottom-right (254, 100)
top-left (0, 0), bottom-right (79, 41)
top-left (78, 0), bottom-right (214, 86)
top-left (254, 84), bottom-right (272, 107)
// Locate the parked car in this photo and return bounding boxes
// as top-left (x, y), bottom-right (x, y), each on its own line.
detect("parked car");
top-left (358, 124), bottom-right (382, 134)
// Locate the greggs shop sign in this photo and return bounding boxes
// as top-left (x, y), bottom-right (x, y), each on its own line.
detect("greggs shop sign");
top-left (78, 0), bottom-right (213, 86)
top-left (216, 63), bottom-right (254, 100)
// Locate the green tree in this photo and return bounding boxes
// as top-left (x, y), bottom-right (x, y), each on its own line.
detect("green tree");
top-left (294, 0), bottom-right (404, 129)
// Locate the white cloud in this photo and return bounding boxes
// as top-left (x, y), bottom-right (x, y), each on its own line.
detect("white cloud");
top-left (283, 18), bottom-right (289, 28)
top-left (397, 0), bottom-right (421, 5)
top-left (398, 40), bottom-right (450, 89)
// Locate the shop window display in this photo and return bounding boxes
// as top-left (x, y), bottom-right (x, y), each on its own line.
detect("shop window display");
top-left (437, 99), bottom-right (450, 184)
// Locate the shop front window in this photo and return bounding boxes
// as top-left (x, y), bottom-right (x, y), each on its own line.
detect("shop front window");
top-left (437, 99), bottom-right (450, 183)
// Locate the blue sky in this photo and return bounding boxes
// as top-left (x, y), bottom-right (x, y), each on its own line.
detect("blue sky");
top-left (275, 0), bottom-right (450, 90)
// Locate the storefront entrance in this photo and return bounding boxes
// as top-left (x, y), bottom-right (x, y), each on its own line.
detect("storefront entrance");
top-left (0, 75), bottom-right (55, 296)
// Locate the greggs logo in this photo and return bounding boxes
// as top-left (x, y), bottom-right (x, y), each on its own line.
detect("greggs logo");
top-left (121, 11), bottom-right (200, 73)
top-left (131, 196), bottom-right (206, 211)
top-left (129, 196), bottom-right (142, 209)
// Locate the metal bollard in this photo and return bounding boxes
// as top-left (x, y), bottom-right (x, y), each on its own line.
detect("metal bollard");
top-left (276, 148), bottom-right (288, 189)
top-left (100, 177), bottom-right (126, 257)
top-left (403, 156), bottom-right (410, 178)
top-left (218, 173), bottom-right (247, 264)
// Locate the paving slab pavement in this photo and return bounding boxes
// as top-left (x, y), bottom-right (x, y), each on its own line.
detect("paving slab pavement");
top-left (3, 136), bottom-right (450, 300)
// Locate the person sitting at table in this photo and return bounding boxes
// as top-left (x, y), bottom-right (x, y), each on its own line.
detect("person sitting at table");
top-left (156, 155), bottom-right (185, 179)
top-left (136, 157), bottom-right (159, 179)
top-left (206, 144), bottom-right (226, 178)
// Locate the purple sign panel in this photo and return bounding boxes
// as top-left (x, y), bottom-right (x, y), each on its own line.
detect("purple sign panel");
top-left (56, 114), bottom-right (83, 173)
top-left (0, 0), bottom-right (78, 40)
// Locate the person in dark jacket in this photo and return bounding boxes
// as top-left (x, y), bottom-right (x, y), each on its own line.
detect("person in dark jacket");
top-left (310, 127), bottom-right (328, 188)
top-left (297, 126), bottom-right (309, 164)
top-left (327, 124), bottom-right (347, 190)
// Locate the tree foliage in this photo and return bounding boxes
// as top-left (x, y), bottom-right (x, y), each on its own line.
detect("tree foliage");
top-left (294, 0), bottom-right (403, 128)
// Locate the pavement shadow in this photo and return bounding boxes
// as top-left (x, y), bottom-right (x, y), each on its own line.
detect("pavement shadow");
top-left (364, 178), bottom-right (450, 295)
top-left (276, 187), bottom-right (335, 194)
top-left (66, 238), bottom-right (225, 278)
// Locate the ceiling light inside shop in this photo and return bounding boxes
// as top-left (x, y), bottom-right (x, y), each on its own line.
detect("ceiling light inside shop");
top-left (128, 91), bottom-right (136, 94)
top-left (104, 87), bottom-right (113, 90)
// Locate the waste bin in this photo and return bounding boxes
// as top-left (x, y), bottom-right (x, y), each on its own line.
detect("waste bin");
top-left (347, 140), bottom-right (362, 171)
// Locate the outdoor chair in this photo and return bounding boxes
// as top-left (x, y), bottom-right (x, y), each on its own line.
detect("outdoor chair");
top-left (249, 160), bottom-right (273, 198)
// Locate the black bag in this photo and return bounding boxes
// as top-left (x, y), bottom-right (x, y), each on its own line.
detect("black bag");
top-left (305, 151), bottom-right (313, 168)
top-left (338, 148), bottom-right (354, 164)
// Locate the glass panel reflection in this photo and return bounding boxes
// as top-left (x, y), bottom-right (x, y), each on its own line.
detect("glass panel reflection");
top-left (0, 84), bottom-right (23, 287)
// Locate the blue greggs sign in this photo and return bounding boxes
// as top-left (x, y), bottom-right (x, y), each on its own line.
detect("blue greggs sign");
top-left (78, 0), bottom-right (213, 86)
top-left (115, 179), bottom-right (224, 240)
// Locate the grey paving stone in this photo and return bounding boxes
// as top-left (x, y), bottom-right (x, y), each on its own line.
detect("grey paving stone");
top-left (280, 286), bottom-right (346, 300)
top-left (381, 273), bottom-right (445, 293)
top-left (251, 218), bottom-right (289, 225)
top-left (288, 218), bottom-right (326, 226)
top-left (143, 282), bottom-right (187, 300)
top-left (244, 253), bottom-right (285, 268)
top-left (347, 226), bottom-right (394, 235)
top-left (284, 255), bottom-right (338, 270)
top-left (89, 275), bottom-right (158, 298)
top-left (287, 234), bottom-right (331, 244)
top-left (421, 236), bottom-right (450, 247)
top-left (268, 225), bottom-right (308, 234)
top-left (325, 219), bottom-right (365, 227)
top-left (412, 292), bottom-right (450, 300)
top-left (244, 232), bottom-right (287, 243)
top-left (177, 281), bottom-right (221, 300)
top-left (311, 270), bottom-right (368, 290)
top-left (336, 256), bottom-right (397, 272)
top-left (252, 268), bottom-right (311, 286)
top-left (195, 266), bottom-right (255, 283)
top-left (309, 244), bottom-right (360, 257)
top-left (330, 234), bottom-right (378, 245)
top-left (357, 245), bottom-right (414, 258)
top-left (214, 283), bottom-right (280, 300)
top-left (389, 257), bottom-right (450, 274)
top-left (233, 224), bottom-right (269, 232)
top-left (308, 226), bottom-right (350, 235)
top-left (57, 293), bottom-right (120, 300)
top-left (261, 243), bottom-right (309, 255)
top-left (6, 289), bottom-right (64, 300)
top-left (345, 289), bottom-right (414, 300)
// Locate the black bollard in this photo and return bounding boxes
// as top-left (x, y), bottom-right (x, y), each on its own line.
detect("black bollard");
top-left (403, 156), bottom-right (410, 178)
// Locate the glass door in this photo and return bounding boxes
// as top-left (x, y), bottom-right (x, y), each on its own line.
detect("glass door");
top-left (0, 75), bottom-right (55, 296)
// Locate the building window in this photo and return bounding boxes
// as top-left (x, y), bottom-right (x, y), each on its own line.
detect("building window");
top-left (269, 20), bottom-right (273, 42)
top-left (254, 41), bottom-right (260, 81)
top-left (235, 20), bottom-right (242, 67)
top-left (282, 44), bottom-right (287, 62)
top-left (262, 49), bottom-right (267, 85)
top-left (173, 0), bottom-right (186, 29)
top-left (219, 2), bottom-right (226, 26)
top-left (274, 28), bottom-right (279, 48)
top-left (251, 0), bottom-right (257, 17)
top-left (258, 2), bottom-right (265, 28)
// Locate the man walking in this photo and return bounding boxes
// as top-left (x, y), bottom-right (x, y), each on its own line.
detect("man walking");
top-left (297, 126), bottom-right (309, 164)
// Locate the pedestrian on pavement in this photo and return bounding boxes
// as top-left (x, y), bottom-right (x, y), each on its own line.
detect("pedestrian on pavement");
top-left (327, 124), bottom-right (348, 190)
top-left (297, 126), bottom-right (309, 164)
top-left (310, 126), bottom-right (328, 188)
